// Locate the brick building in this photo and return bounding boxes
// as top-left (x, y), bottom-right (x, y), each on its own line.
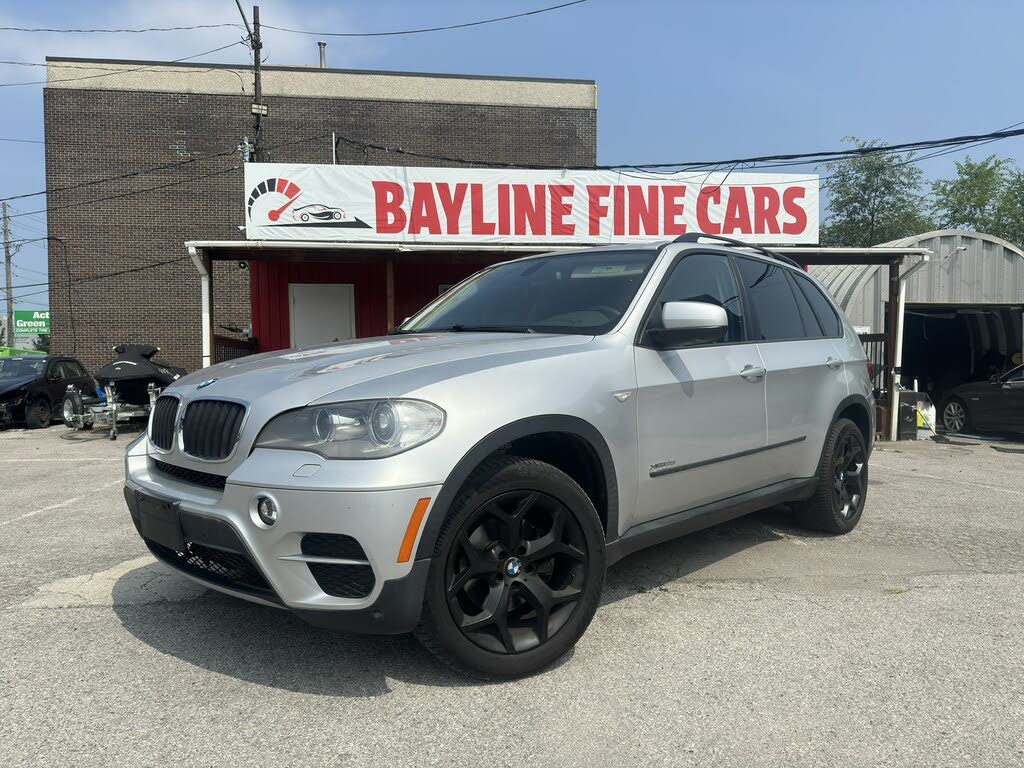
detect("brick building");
top-left (43, 57), bottom-right (598, 372)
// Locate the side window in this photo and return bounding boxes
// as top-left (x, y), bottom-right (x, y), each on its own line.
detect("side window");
top-left (46, 361), bottom-right (64, 380)
top-left (734, 257), bottom-right (806, 341)
top-left (793, 272), bottom-right (842, 337)
top-left (69, 362), bottom-right (88, 378)
top-left (647, 252), bottom-right (744, 342)
top-left (788, 272), bottom-right (824, 338)
top-left (1006, 366), bottom-right (1024, 383)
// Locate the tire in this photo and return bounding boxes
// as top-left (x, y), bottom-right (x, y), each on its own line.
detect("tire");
top-left (62, 390), bottom-right (83, 428)
top-left (25, 397), bottom-right (52, 429)
top-left (792, 418), bottom-right (868, 534)
top-left (942, 397), bottom-right (971, 434)
top-left (415, 455), bottom-right (605, 679)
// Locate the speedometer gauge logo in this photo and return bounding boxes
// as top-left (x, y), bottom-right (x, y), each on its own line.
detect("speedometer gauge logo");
top-left (246, 177), bottom-right (370, 229)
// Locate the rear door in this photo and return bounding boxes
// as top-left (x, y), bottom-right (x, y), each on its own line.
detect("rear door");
top-left (734, 257), bottom-right (848, 483)
top-left (1000, 365), bottom-right (1024, 430)
top-left (44, 359), bottom-right (69, 404)
top-left (633, 251), bottom-right (771, 522)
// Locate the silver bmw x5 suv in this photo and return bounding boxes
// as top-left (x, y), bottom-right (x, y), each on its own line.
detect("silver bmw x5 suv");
top-left (124, 235), bottom-right (873, 678)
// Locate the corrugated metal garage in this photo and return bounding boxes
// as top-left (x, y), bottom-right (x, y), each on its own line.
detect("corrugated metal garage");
top-left (812, 229), bottom-right (1024, 399)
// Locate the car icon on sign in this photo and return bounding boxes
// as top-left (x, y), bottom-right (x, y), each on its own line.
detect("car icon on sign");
top-left (293, 204), bottom-right (348, 223)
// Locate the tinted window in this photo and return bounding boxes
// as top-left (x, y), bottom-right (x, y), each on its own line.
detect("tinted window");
top-left (401, 250), bottom-right (657, 336)
top-left (66, 361), bottom-right (87, 378)
top-left (793, 272), bottom-right (842, 337)
top-left (735, 258), bottom-right (805, 341)
top-left (1006, 365), bottom-right (1024, 382)
top-left (647, 252), bottom-right (744, 342)
top-left (788, 273), bottom-right (824, 338)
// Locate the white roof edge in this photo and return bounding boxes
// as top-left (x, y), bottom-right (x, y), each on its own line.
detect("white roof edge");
top-left (185, 240), bottom-right (931, 255)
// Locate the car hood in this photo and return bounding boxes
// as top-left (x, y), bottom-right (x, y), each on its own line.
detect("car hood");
top-left (0, 375), bottom-right (36, 398)
top-left (169, 333), bottom-right (591, 410)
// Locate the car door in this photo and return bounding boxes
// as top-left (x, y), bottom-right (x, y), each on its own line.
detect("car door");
top-left (633, 251), bottom-right (771, 523)
top-left (734, 258), bottom-right (849, 484)
top-left (998, 365), bottom-right (1024, 430)
top-left (44, 359), bottom-right (69, 404)
top-left (64, 359), bottom-right (94, 396)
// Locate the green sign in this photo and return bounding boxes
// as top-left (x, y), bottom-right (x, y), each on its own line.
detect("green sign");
top-left (14, 310), bottom-right (50, 337)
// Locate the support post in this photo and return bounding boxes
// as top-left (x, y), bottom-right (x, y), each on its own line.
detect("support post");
top-left (2, 202), bottom-right (12, 347)
top-left (386, 256), bottom-right (395, 332)
top-left (886, 257), bottom-right (902, 441)
top-left (188, 246), bottom-right (214, 368)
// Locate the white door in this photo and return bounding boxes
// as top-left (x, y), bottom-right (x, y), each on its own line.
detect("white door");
top-left (289, 283), bottom-right (355, 347)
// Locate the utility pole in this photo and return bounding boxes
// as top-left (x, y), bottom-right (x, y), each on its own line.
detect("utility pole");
top-left (2, 202), bottom-right (13, 348)
top-left (252, 4), bottom-right (262, 160)
top-left (234, 1), bottom-right (265, 161)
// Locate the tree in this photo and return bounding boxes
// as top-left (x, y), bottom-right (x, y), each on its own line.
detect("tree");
top-left (820, 138), bottom-right (932, 246)
top-left (32, 334), bottom-right (51, 353)
top-left (929, 155), bottom-right (1011, 233)
top-left (995, 168), bottom-right (1024, 248)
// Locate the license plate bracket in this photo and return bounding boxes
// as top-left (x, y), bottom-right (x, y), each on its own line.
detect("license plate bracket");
top-left (136, 492), bottom-right (185, 553)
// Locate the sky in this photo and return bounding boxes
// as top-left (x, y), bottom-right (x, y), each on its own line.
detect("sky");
top-left (3, 0), bottom-right (1024, 310)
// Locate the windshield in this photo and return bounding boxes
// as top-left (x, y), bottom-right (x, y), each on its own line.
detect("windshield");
top-left (400, 250), bottom-right (658, 335)
top-left (0, 358), bottom-right (45, 379)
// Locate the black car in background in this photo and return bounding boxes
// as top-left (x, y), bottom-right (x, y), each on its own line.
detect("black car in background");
top-left (941, 364), bottom-right (1024, 434)
top-left (0, 356), bottom-right (94, 429)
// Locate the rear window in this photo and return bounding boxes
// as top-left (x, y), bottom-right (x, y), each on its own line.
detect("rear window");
top-left (734, 257), bottom-right (805, 341)
top-left (793, 272), bottom-right (842, 337)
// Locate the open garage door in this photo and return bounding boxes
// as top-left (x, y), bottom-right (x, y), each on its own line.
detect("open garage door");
top-left (899, 303), bottom-right (1023, 400)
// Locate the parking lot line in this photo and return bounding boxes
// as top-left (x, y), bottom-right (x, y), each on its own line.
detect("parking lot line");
top-left (0, 479), bottom-right (122, 527)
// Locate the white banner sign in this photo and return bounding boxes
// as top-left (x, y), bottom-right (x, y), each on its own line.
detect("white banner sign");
top-left (244, 163), bottom-right (819, 245)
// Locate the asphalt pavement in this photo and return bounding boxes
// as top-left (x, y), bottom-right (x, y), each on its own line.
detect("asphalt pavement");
top-left (1, 425), bottom-right (1022, 767)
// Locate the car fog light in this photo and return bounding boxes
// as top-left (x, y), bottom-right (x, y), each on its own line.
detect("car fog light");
top-left (256, 496), bottom-right (278, 526)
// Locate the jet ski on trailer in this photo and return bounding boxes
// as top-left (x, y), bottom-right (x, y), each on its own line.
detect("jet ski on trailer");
top-left (62, 344), bottom-right (186, 439)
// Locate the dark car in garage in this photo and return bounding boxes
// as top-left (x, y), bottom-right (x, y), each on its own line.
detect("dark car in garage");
top-left (0, 355), bottom-right (94, 429)
top-left (941, 365), bottom-right (1024, 434)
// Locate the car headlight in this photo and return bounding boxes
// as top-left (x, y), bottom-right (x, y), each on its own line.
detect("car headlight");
top-left (254, 399), bottom-right (445, 459)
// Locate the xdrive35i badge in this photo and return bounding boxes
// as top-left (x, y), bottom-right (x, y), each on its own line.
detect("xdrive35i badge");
top-left (197, 378), bottom-right (218, 389)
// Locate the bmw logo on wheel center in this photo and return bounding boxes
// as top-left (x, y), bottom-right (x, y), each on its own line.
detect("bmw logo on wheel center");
top-left (504, 557), bottom-right (522, 577)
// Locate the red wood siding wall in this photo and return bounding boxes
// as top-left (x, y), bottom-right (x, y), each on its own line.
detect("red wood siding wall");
top-left (250, 257), bottom-right (508, 353)
top-left (249, 261), bottom-right (388, 352)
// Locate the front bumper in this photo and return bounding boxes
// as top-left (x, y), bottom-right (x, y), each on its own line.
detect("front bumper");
top-left (0, 399), bottom-right (23, 427)
top-left (124, 435), bottom-right (442, 634)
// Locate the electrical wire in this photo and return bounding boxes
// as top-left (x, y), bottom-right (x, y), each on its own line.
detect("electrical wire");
top-left (0, 23), bottom-right (242, 34)
top-left (0, 136), bottom-right (43, 144)
top-left (0, 40), bottom-right (247, 87)
top-left (263, 0), bottom-right (589, 37)
top-left (7, 256), bottom-right (190, 302)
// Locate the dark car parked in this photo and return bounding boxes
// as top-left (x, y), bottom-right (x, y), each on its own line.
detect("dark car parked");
top-left (0, 356), bottom-right (94, 429)
top-left (941, 364), bottom-right (1024, 434)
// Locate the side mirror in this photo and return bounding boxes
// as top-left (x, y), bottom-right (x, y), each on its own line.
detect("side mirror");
top-left (48, 372), bottom-right (61, 381)
top-left (645, 301), bottom-right (728, 349)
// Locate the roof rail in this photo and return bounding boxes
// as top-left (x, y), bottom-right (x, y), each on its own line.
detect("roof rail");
top-left (671, 233), bottom-right (802, 269)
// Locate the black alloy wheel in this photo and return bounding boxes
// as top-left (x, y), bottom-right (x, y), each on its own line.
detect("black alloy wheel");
top-left (445, 490), bottom-right (588, 655)
top-left (416, 456), bottom-right (605, 679)
top-left (831, 429), bottom-right (866, 519)
top-left (793, 417), bottom-right (869, 534)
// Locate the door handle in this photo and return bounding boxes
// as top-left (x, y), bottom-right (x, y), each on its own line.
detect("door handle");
top-left (825, 357), bottom-right (843, 370)
top-left (739, 365), bottom-right (766, 381)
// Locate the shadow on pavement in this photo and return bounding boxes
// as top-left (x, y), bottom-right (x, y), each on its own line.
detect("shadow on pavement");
top-left (111, 506), bottom-right (804, 696)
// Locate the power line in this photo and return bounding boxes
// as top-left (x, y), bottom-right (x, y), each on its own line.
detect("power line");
top-left (8, 165), bottom-right (243, 220)
top-left (0, 40), bottom-right (246, 87)
top-left (0, 136), bottom-right (43, 144)
top-left (1, 130), bottom-right (332, 205)
top-left (263, 0), bottom-right (589, 37)
top-left (7, 255), bottom-right (190, 301)
top-left (0, 23), bottom-right (241, 34)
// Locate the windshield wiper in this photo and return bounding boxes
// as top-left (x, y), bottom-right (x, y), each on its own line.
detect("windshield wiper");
top-left (430, 324), bottom-right (536, 334)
